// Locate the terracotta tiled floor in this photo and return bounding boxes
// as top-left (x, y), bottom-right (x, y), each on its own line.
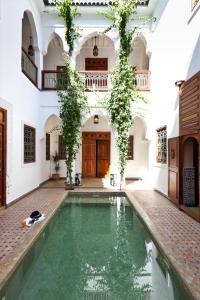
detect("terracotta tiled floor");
top-left (126, 190), bottom-right (200, 300)
top-left (0, 188), bottom-right (68, 288)
top-left (0, 181), bottom-right (200, 299)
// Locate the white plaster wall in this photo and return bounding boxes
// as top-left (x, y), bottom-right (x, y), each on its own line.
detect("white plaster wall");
top-left (125, 117), bottom-right (149, 179)
top-left (129, 38), bottom-right (149, 69)
top-left (0, 0), bottom-right (43, 204)
top-left (146, 0), bottom-right (200, 195)
top-left (76, 35), bottom-right (116, 71)
top-left (43, 37), bottom-right (65, 70)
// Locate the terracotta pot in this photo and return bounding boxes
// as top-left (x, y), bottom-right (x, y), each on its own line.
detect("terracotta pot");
top-left (52, 173), bottom-right (60, 180)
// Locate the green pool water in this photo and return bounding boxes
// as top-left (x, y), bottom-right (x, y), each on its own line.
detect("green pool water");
top-left (0, 195), bottom-right (191, 300)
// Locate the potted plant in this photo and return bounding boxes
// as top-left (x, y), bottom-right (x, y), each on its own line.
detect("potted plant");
top-left (52, 152), bottom-right (60, 180)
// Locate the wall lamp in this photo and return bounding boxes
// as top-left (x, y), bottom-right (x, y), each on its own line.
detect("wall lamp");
top-left (175, 80), bottom-right (185, 87)
top-left (93, 114), bottom-right (99, 124)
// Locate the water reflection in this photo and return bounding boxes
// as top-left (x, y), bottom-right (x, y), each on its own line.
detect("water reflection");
top-left (70, 197), bottom-right (152, 300)
top-left (5, 196), bottom-right (190, 300)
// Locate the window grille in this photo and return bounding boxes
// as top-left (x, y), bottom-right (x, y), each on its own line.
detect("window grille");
top-left (24, 125), bottom-right (35, 163)
top-left (156, 126), bottom-right (167, 163)
top-left (46, 133), bottom-right (50, 160)
top-left (59, 135), bottom-right (65, 160)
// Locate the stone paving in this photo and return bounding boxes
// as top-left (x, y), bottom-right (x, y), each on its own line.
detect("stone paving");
top-left (0, 181), bottom-right (200, 299)
top-left (126, 190), bottom-right (200, 300)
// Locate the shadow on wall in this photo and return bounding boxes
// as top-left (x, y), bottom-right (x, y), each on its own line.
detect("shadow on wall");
top-left (186, 34), bottom-right (200, 79)
top-left (153, 0), bottom-right (170, 30)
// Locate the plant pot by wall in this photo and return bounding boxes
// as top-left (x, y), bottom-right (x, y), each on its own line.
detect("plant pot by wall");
top-left (52, 173), bottom-right (60, 180)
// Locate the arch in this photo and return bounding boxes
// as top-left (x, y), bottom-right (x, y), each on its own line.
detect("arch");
top-left (44, 114), bottom-right (61, 134)
top-left (75, 33), bottom-right (117, 72)
top-left (134, 32), bottom-right (152, 57)
top-left (132, 116), bottom-right (148, 140)
top-left (43, 32), bottom-right (66, 70)
top-left (22, 10), bottom-right (38, 50)
top-left (44, 31), bottom-right (65, 55)
top-left (129, 35), bottom-right (149, 69)
top-left (73, 31), bottom-right (117, 64)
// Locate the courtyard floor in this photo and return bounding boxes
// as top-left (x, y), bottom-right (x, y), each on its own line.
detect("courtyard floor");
top-left (0, 179), bottom-right (199, 299)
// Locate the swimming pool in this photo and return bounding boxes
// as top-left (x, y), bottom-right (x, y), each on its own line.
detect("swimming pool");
top-left (0, 194), bottom-right (191, 299)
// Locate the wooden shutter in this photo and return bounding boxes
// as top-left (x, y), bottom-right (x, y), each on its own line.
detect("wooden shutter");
top-left (46, 133), bottom-right (50, 160)
top-left (180, 71), bottom-right (200, 136)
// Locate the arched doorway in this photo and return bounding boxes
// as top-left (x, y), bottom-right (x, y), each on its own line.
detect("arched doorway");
top-left (81, 115), bottom-right (112, 178)
top-left (182, 137), bottom-right (199, 214)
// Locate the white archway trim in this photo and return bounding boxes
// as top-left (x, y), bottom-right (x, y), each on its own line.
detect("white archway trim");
top-left (43, 30), bottom-right (66, 55)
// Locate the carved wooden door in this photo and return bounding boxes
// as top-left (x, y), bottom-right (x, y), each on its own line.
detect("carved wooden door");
top-left (97, 140), bottom-right (110, 178)
top-left (168, 137), bottom-right (180, 206)
top-left (82, 139), bottom-right (96, 178)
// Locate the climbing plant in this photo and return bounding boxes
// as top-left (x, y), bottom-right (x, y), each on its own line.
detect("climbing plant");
top-left (54, 0), bottom-right (80, 56)
top-left (98, 0), bottom-right (148, 188)
top-left (55, 0), bottom-right (88, 187)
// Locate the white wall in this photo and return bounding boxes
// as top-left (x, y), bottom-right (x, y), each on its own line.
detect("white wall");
top-left (146, 0), bottom-right (200, 195)
top-left (0, 0), bottom-right (43, 204)
top-left (129, 37), bottom-right (149, 69)
top-left (43, 36), bottom-right (65, 70)
top-left (76, 35), bottom-right (116, 71)
top-left (125, 117), bottom-right (149, 179)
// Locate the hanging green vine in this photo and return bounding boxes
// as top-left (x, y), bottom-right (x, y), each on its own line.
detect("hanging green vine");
top-left (55, 0), bottom-right (88, 187)
top-left (54, 0), bottom-right (80, 56)
top-left (98, 0), bottom-right (148, 187)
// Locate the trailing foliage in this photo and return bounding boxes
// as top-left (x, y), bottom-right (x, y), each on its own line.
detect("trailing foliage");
top-left (98, 0), bottom-right (148, 186)
top-left (98, 0), bottom-right (140, 56)
top-left (55, 0), bottom-right (88, 186)
top-left (58, 58), bottom-right (87, 185)
top-left (54, 0), bottom-right (80, 56)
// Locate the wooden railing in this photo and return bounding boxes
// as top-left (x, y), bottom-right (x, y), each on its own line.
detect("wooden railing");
top-left (21, 48), bottom-right (38, 87)
top-left (42, 70), bottom-right (66, 90)
top-left (42, 70), bottom-right (150, 91)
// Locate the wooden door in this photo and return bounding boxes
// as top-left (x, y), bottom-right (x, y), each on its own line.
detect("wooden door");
top-left (0, 108), bottom-right (6, 207)
top-left (85, 58), bottom-right (108, 71)
top-left (168, 137), bottom-right (180, 206)
top-left (82, 139), bottom-right (96, 178)
top-left (97, 140), bottom-right (110, 178)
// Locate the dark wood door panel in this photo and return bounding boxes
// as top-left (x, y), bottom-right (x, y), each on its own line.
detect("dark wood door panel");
top-left (82, 140), bottom-right (96, 177)
top-left (85, 58), bottom-right (108, 71)
top-left (169, 171), bottom-right (178, 204)
top-left (97, 140), bottom-right (110, 178)
top-left (168, 137), bottom-right (180, 206)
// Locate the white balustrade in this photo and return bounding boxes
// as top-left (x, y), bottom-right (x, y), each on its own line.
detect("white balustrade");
top-left (42, 70), bottom-right (150, 91)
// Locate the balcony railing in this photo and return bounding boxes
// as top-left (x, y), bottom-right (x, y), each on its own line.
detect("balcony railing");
top-left (21, 48), bottom-right (38, 87)
top-left (79, 71), bottom-right (111, 91)
top-left (42, 70), bottom-right (66, 90)
top-left (42, 70), bottom-right (150, 91)
top-left (135, 70), bottom-right (151, 91)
